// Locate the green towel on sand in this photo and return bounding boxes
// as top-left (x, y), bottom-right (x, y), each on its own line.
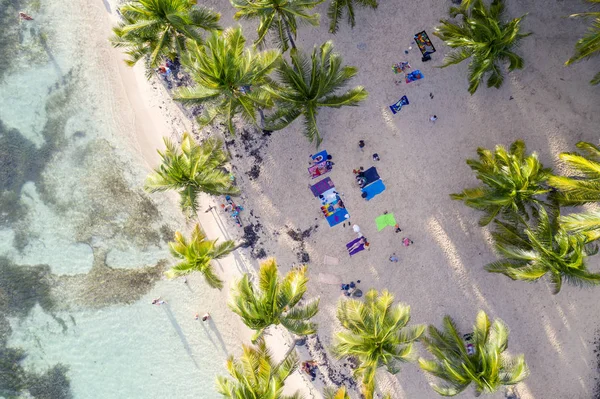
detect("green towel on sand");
top-left (375, 213), bottom-right (397, 231)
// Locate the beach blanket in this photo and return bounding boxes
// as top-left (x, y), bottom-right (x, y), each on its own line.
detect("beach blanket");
top-left (346, 237), bottom-right (365, 256)
top-left (362, 179), bottom-right (386, 200)
top-left (310, 177), bottom-right (334, 196)
top-left (311, 150), bottom-right (328, 163)
top-left (406, 70), bottom-right (424, 83)
top-left (326, 208), bottom-right (349, 227)
top-left (414, 31), bottom-right (436, 56)
top-left (320, 188), bottom-right (338, 205)
top-left (390, 96), bottom-right (409, 114)
top-left (375, 213), bottom-right (397, 231)
top-left (308, 161), bottom-right (331, 178)
top-left (363, 167), bottom-right (380, 186)
top-left (392, 61), bottom-right (411, 74)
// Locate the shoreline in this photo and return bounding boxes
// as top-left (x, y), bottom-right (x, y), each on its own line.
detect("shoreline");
top-left (104, 6), bottom-right (324, 398)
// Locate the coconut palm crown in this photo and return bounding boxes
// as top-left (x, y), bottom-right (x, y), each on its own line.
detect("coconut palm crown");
top-left (433, 0), bottom-right (531, 94)
top-left (230, 0), bottom-right (324, 51)
top-left (327, 0), bottom-right (378, 34)
top-left (216, 338), bottom-right (302, 399)
top-left (111, 0), bottom-right (221, 73)
top-left (419, 311), bottom-right (529, 396)
top-left (144, 133), bottom-right (239, 216)
top-left (565, 0), bottom-right (600, 85)
top-left (332, 289), bottom-right (425, 399)
top-left (451, 140), bottom-right (551, 226)
top-left (560, 210), bottom-right (600, 243)
top-left (486, 206), bottom-right (600, 294)
top-left (548, 141), bottom-right (600, 206)
top-left (229, 258), bottom-right (319, 342)
top-left (165, 224), bottom-right (235, 289)
top-left (265, 41), bottom-right (368, 147)
top-left (174, 27), bottom-right (280, 135)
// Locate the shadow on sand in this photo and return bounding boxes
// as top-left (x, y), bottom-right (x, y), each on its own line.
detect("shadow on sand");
top-left (163, 305), bottom-right (199, 369)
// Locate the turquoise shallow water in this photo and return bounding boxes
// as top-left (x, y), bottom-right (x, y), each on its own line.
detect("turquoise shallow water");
top-left (0, 1), bottom-right (231, 397)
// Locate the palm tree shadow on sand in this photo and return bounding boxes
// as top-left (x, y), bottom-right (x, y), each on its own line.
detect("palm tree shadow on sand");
top-left (201, 319), bottom-right (228, 355)
top-left (162, 305), bottom-right (199, 369)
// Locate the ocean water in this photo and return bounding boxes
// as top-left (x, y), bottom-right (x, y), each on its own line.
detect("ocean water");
top-left (0, 0), bottom-right (231, 397)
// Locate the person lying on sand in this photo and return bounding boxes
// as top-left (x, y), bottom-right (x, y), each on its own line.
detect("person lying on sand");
top-left (348, 237), bottom-right (367, 252)
top-left (19, 12), bottom-right (34, 20)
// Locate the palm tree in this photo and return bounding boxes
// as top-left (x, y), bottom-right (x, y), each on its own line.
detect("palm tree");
top-left (324, 387), bottom-right (390, 399)
top-left (230, 0), bottom-right (323, 51)
top-left (565, 0), bottom-right (600, 85)
top-left (216, 338), bottom-right (302, 399)
top-left (419, 311), bottom-right (529, 396)
top-left (229, 258), bottom-right (319, 342)
top-left (174, 27), bottom-right (280, 135)
top-left (165, 224), bottom-right (235, 289)
top-left (486, 206), bottom-right (600, 294)
top-left (111, 0), bottom-right (221, 73)
top-left (327, 0), bottom-right (378, 34)
top-left (265, 41), bottom-right (368, 147)
top-left (332, 289), bottom-right (425, 399)
top-left (548, 141), bottom-right (600, 206)
top-left (433, 0), bottom-right (531, 94)
top-left (560, 210), bottom-right (600, 243)
top-left (144, 133), bottom-right (239, 216)
top-left (450, 140), bottom-right (551, 226)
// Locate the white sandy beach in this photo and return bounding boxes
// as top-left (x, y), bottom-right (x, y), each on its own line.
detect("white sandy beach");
top-left (79, 0), bottom-right (600, 398)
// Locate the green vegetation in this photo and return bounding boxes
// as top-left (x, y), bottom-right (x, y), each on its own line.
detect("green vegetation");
top-left (111, 0), bottom-right (221, 73)
top-left (486, 206), bottom-right (600, 294)
top-left (216, 338), bottom-right (301, 398)
top-left (419, 311), bottom-right (528, 396)
top-left (265, 41), bottom-right (368, 147)
top-left (560, 210), bottom-right (600, 243)
top-left (327, 0), bottom-right (378, 34)
top-left (450, 140), bottom-right (551, 226)
top-left (549, 142), bottom-right (600, 206)
top-left (165, 224), bottom-right (236, 289)
top-left (332, 289), bottom-right (424, 399)
top-left (230, 0), bottom-right (323, 51)
top-left (434, 0), bottom-right (531, 94)
top-left (144, 133), bottom-right (239, 216)
top-left (174, 27), bottom-right (280, 135)
top-left (229, 258), bottom-right (319, 342)
top-left (565, 0), bottom-right (600, 85)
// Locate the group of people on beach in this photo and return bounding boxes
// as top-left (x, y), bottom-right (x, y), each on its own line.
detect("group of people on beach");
top-left (156, 58), bottom-right (181, 89)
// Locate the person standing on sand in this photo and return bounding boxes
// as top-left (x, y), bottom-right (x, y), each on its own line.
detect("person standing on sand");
top-left (358, 140), bottom-right (365, 151)
top-left (202, 313), bottom-right (210, 322)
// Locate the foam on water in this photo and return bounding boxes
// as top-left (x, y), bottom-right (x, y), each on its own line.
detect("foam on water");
top-left (0, 0), bottom-right (231, 397)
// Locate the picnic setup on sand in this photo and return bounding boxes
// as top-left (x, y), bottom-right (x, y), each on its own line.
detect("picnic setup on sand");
top-left (309, 150), bottom-right (349, 227)
top-left (389, 30), bottom-right (434, 114)
top-left (308, 149), bottom-right (334, 179)
top-left (356, 166), bottom-right (386, 200)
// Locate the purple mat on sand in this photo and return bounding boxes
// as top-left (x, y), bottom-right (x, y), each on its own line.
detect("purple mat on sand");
top-left (310, 177), bottom-right (335, 197)
top-left (346, 237), bottom-right (365, 256)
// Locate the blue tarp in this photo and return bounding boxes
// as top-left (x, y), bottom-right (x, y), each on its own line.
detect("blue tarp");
top-left (326, 209), bottom-right (349, 227)
top-left (361, 179), bottom-right (386, 200)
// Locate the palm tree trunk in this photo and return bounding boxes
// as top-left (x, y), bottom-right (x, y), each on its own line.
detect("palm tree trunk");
top-left (258, 108), bottom-right (266, 129)
top-left (283, 19), bottom-right (296, 50)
